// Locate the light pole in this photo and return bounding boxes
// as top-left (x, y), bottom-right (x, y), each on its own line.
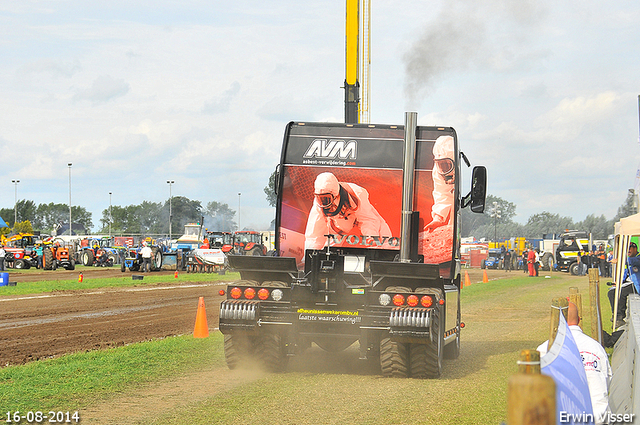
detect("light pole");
top-left (238, 192), bottom-right (241, 231)
top-left (11, 180), bottom-right (19, 226)
top-left (491, 201), bottom-right (501, 243)
top-left (109, 192), bottom-right (112, 238)
top-left (167, 180), bottom-right (174, 240)
top-left (68, 163), bottom-right (72, 236)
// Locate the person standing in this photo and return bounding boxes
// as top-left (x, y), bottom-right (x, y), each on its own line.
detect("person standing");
top-left (534, 248), bottom-right (540, 277)
top-left (0, 245), bottom-right (5, 272)
top-left (527, 247), bottom-right (536, 277)
top-left (140, 242), bottom-right (153, 273)
top-left (537, 302), bottom-right (612, 425)
top-left (504, 249), bottom-right (512, 272)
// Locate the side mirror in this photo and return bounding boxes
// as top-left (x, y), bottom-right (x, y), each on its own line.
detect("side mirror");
top-left (274, 164), bottom-right (282, 196)
top-left (462, 166), bottom-right (487, 213)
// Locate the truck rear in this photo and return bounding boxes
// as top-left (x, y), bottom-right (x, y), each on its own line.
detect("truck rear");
top-left (219, 115), bottom-right (486, 378)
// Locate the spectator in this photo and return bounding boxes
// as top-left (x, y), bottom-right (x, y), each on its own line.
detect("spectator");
top-left (504, 249), bottom-right (512, 272)
top-left (140, 242), bottom-right (153, 273)
top-left (534, 248), bottom-right (540, 277)
top-left (609, 241), bottom-right (640, 327)
top-left (527, 247), bottom-right (536, 277)
top-left (537, 302), bottom-right (612, 425)
top-left (0, 245), bottom-right (5, 272)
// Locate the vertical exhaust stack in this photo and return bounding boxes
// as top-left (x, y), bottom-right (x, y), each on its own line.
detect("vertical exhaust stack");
top-left (400, 112), bottom-right (418, 263)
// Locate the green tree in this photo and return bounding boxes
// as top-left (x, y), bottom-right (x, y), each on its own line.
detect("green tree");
top-left (0, 208), bottom-right (14, 227)
top-left (524, 212), bottom-right (574, 238)
top-left (163, 196), bottom-right (203, 235)
top-left (264, 170), bottom-right (277, 208)
top-left (35, 203), bottom-right (93, 233)
top-left (613, 189), bottom-right (638, 222)
top-left (204, 201), bottom-right (237, 232)
top-left (574, 214), bottom-right (613, 240)
top-left (12, 220), bottom-right (34, 234)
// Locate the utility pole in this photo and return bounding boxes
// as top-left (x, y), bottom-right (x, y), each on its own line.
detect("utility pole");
top-left (109, 192), bottom-right (112, 238)
top-left (68, 163), bottom-right (72, 235)
top-left (11, 180), bottom-right (19, 226)
top-left (167, 180), bottom-right (174, 240)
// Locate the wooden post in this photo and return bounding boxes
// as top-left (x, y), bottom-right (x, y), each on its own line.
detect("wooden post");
top-left (548, 297), bottom-right (568, 351)
top-left (507, 350), bottom-right (556, 425)
top-left (588, 268), bottom-right (603, 344)
top-left (568, 287), bottom-right (583, 331)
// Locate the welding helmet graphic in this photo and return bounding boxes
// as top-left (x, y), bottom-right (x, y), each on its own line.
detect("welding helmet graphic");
top-left (433, 136), bottom-right (455, 184)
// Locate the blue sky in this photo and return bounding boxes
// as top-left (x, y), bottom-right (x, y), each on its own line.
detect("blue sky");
top-left (1, 0), bottom-right (639, 231)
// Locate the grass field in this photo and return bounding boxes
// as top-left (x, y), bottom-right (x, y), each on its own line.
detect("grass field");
top-left (0, 271), bottom-right (240, 296)
top-left (0, 272), bottom-right (615, 424)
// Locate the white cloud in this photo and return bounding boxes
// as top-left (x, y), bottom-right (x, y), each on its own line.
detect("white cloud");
top-left (72, 75), bottom-right (130, 105)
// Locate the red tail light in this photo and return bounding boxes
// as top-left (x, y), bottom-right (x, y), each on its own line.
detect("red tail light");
top-left (438, 299), bottom-right (445, 305)
top-left (420, 295), bottom-right (433, 308)
top-left (258, 288), bottom-right (270, 300)
top-left (244, 288), bottom-right (256, 300)
top-left (218, 289), bottom-right (226, 296)
top-left (230, 287), bottom-right (242, 299)
top-left (407, 295), bottom-right (419, 307)
top-left (392, 294), bottom-right (405, 306)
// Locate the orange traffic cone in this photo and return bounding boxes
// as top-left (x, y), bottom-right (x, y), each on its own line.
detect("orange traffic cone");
top-left (464, 271), bottom-right (471, 287)
top-left (193, 297), bottom-right (209, 338)
top-left (483, 270), bottom-right (489, 283)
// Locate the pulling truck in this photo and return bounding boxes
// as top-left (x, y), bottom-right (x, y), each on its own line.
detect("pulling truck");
top-left (219, 115), bottom-right (486, 378)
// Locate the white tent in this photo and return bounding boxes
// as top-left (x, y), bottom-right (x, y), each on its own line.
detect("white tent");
top-left (615, 212), bottom-right (640, 237)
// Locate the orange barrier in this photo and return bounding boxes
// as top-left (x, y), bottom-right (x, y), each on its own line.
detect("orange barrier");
top-left (193, 297), bottom-right (209, 338)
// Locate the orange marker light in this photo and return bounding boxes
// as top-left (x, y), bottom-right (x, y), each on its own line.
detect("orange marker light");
top-left (258, 288), bottom-right (270, 300)
top-left (218, 289), bottom-right (226, 296)
top-left (244, 288), bottom-right (256, 300)
top-left (392, 294), bottom-right (405, 306)
top-left (407, 294), bottom-right (419, 307)
top-left (421, 295), bottom-right (433, 308)
top-left (230, 287), bottom-right (242, 299)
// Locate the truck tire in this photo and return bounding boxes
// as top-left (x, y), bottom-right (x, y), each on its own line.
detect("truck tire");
top-left (380, 338), bottom-right (409, 378)
top-left (151, 247), bottom-right (163, 271)
top-left (82, 251), bottom-right (94, 267)
top-left (249, 247), bottom-right (263, 256)
top-left (66, 260), bottom-right (76, 271)
top-left (261, 281), bottom-right (289, 287)
top-left (42, 247), bottom-right (54, 270)
top-left (224, 334), bottom-right (253, 370)
top-left (421, 307), bottom-right (443, 378)
top-left (14, 259), bottom-right (30, 269)
top-left (255, 334), bottom-right (288, 372)
top-left (569, 262), bottom-right (580, 276)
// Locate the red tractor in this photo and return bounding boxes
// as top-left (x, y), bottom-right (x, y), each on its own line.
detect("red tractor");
top-left (232, 231), bottom-right (267, 256)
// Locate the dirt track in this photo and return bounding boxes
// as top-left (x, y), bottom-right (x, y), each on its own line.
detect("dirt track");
top-left (0, 268), bottom-right (229, 367)
top-left (0, 267), bottom-right (519, 367)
